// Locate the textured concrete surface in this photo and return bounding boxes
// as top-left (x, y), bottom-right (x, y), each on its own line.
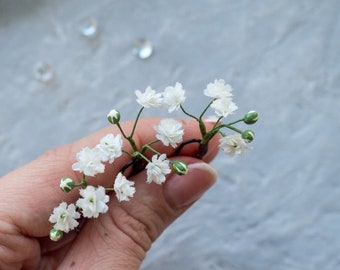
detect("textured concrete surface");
top-left (1, 0), bottom-right (339, 269)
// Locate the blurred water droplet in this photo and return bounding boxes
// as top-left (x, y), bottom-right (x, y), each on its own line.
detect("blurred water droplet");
top-left (132, 39), bottom-right (153, 59)
top-left (33, 62), bottom-right (54, 82)
top-left (80, 17), bottom-right (98, 38)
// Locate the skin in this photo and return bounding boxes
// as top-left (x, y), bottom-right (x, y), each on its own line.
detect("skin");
top-left (0, 118), bottom-right (219, 269)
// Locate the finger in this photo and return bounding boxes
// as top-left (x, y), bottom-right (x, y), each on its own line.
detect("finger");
top-left (58, 157), bottom-right (217, 269)
top-left (0, 118), bottom-right (219, 237)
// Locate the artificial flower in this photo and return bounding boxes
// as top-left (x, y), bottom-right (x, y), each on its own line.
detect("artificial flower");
top-left (76, 186), bottom-right (109, 218)
top-left (219, 133), bottom-right (249, 156)
top-left (146, 154), bottom-right (171, 184)
top-left (154, 118), bottom-right (184, 148)
top-left (72, 147), bottom-right (105, 177)
top-left (97, 133), bottom-right (123, 163)
top-left (113, 173), bottom-right (136, 202)
top-left (162, 82), bottom-right (186, 112)
top-left (204, 79), bottom-right (233, 99)
top-left (210, 97), bottom-right (238, 118)
top-left (49, 202), bottom-right (80, 233)
top-left (135, 86), bottom-right (162, 108)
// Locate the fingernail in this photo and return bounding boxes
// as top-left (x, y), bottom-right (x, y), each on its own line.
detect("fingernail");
top-left (163, 162), bottom-right (217, 210)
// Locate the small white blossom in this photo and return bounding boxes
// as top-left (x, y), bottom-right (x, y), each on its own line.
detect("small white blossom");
top-left (154, 118), bottom-right (184, 148)
top-left (113, 173), bottom-right (136, 202)
top-left (162, 82), bottom-right (186, 112)
top-left (96, 133), bottom-right (123, 163)
top-left (146, 154), bottom-right (171, 184)
top-left (76, 186), bottom-right (109, 218)
top-left (72, 147), bottom-right (105, 177)
top-left (49, 202), bottom-right (80, 233)
top-left (135, 86), bottom-right (163, 108)
top-left (219, 133), bottom-right (249, 156)
top-left (204, 79), bottom-right (233, 99)
top-left (210, 97), bottom-right (238, 118)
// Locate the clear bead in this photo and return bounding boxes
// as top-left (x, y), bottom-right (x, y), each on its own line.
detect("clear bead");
top-left (132, 38), bottom-right (153, 59)
top-left (80, 17), bottom-right (98, 38)
top-left (33, 62), bottom-right (54, 82)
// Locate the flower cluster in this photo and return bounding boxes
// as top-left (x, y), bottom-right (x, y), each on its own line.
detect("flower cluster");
top-left (49, 79), bottom-right (258, 241)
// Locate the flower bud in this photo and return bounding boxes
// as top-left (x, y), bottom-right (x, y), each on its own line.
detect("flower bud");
top-left (60, 177), bottom-right (75, 193)
top-left (172, 161), bottom-right (188, 175)
top-left (107, 109), bottom-right (120, 124)
top-left (241, 130), bottom-right (255, 142)
top-left (49, 228), bottom-right (63, 241)
top-left (243, 110), bottom-right (258, 124)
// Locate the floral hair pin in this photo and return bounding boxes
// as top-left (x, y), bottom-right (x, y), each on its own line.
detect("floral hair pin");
top-left (49, 79), bottom-right (258, 241)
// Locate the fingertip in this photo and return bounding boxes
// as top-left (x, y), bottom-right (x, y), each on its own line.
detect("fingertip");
top-left (163, 162), bottom-right (217, 210)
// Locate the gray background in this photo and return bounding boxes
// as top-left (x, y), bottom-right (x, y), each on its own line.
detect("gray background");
top-left (1, 0), bottom-right (339, 269)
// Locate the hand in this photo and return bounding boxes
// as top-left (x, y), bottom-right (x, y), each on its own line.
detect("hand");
top-left (0, 118), bottom-right (218, 270)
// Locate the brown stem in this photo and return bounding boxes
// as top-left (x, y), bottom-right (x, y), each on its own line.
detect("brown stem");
top-left (174, 139), bottom-right (208, 160)
top-left (120, 158), bottom-right (148, 175)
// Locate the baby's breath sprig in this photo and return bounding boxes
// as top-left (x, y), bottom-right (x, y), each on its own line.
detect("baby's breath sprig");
top-left (173, 79), bottom-right (258, 158)
top-left (48, 79), bottom-right (258, 241)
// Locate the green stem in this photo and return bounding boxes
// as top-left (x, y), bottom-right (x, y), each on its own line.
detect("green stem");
top-left (226, 118), bottom-right (244, 126)
top-left (180, 104), bottom-right (199, 121)
top-left (135, 152), bottom-right (151, 163)
top-left (220, 124), bottom-right (243, 134)
top-left (142, 144), bottom-right (162, 156)
top-left (130, 107), bottom-right (144, 138)
top-left (199, 100), bottom-right (214, 120)
top-left (116, 122), bottom-right (129, 140)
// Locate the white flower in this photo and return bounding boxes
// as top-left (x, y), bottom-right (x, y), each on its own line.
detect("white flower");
top-left (219, 133), bottom-right (249, 156)
top-left (72, 147), bottom-right (105, 177)
top-left (76, 186), bottom-right (109, 218)
top-left (96, 133), bottom-right (123, 163)
top-left (210, 97), bottom-right (238, 118)
top-left (146, 154), bottom-right (171, 184)
top-left (154, 118), bottom-right (184, 148)
top-left (162, 82), bottom-right (186, 112)
top-left (113, 173), bottom-right (136, 202)
top-left (135, 86), bottom-right (163, 108)
top-left (49, 202), bottom-right (80, 233)
top-left (204, 79), bottom-right (233, 99)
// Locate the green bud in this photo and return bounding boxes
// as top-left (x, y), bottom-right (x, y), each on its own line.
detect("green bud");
top-left (107, 109), bottom-right (120, 124)
top-left (60, 177), bottom-right (75, 193)
top-left (172, 161), bottom-right (189, 176)
top-left (242, 130), bottom-right (255, 142)
top-left (49, 228), bottom-right (63, 241)
top-left (243, 110), bottom-right (258, 124)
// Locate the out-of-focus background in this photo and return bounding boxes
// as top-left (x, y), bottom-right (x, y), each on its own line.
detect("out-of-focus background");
top-left (1, 0), bottom-right (339, 269)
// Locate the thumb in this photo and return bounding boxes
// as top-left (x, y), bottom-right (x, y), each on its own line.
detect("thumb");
top-left (60, 158), bottom-right (217, 269)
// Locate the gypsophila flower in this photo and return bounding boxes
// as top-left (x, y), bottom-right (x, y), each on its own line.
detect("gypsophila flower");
top-left (76, 186), bottom-right (109, 218)
top-left (59, 177), bottom-right (75, 193)
top-left (204, 79), bottom-right (233, 99)
top-left (97, 133), bottom-right (123, 163)
top-left (107, 109), bottom-right (120, 124)
top-left (49, 202), bottom-right (80, 233)
top-left (113, 173), bottom-right (136, 202)
top-left (163, 82), bottom-right (186, 112)
top-left (154, 118), bottom-right (184, 148)
top-left (146, 154), bottom-right (171, 184)
top-left (210, 97), bottom-right (238, 118)
top-left (135, 86), bottom-right (163, 108)
top-left (72, 147), bottom-right (105, 177)
top-left (219, 133), bottom-right (249, 156)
